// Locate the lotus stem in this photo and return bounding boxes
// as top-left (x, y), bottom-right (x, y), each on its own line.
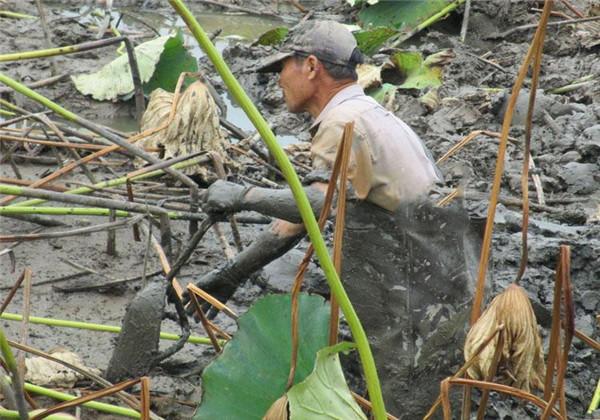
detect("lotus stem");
top-left (0, 183), bottom-right (203, 220)
top-left (0, 206), bottom-right (199, 220)
top-left (11, 154), bottom-right (207, 208)
top-left (22, 381), bottom-right (140, 418)
top-left (0, 327), bottom-right (28, 419)
top-left (168, 1), bottom-right (386, 418)
top-left (0, 10), bottom-right (36, 19)
top-left (588, 378), bottom-right (600, 414)
top-left (0, 312), bottom-right (220, 346)
top-left (0, 409), bottom-right (73, 420)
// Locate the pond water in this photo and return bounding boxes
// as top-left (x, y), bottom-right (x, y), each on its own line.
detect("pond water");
top-left (84, 5), bottom-right (297, 144)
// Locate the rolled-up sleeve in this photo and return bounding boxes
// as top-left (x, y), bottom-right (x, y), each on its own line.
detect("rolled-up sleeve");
top-left (310, 119), bottom-right (373, 200)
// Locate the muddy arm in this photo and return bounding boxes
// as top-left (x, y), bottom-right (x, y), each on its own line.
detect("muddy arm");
top-left (193, 220), bottom-right (305, 311)
top-left (204, 179), bottom-right (326, 224)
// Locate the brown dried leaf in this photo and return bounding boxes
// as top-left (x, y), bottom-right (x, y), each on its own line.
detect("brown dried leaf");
top-left (464, 284), bottom-right (545, 392)
top-left (263, 394), bottom-right (289, 420)
top-left (136, 81), bottom-right (231, 179)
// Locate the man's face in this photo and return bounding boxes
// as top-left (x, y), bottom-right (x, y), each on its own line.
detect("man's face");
top-left (278, 56), bottom-right (316, 113)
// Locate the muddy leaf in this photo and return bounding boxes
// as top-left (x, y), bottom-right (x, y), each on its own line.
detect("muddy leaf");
top-left (194, 294), bottom-right (330, 419)
top-left (389, 50), bottom-right (444, 90)
top-left (136, 81), bottom-right (229, 179)
top-left (287, 342), bottom-right (367, 420)
top-left (72, 31), bottom-right (196, 101)
top-left (354, 26), bottom-right (397, 55)
top-left (256, 27), bottom-right (289, 46)
top-left (358, 0), bottom-right (450, 30)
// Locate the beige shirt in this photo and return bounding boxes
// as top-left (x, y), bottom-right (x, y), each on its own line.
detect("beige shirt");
top-left (310, 84), bottom-right (440, 212)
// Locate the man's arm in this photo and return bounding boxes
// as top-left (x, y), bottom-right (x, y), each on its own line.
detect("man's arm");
top-left (204, 180), bottom-right (327, 224)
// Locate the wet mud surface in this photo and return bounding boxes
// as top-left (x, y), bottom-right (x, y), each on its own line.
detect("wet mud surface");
top-left (1, 0), bottom-right (599, 419)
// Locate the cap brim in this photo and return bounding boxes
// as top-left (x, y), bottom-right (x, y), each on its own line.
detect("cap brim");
top-left (255, 51), bottom-right (294, 73)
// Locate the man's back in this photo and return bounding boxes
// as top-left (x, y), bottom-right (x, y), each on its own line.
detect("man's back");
top-left (310, 84), bottom-right (441, 211)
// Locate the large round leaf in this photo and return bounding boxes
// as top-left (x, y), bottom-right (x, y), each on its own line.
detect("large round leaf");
top-left (288, 342), bottom-right (367, 419)
top-left (194, 293), bottom-right (330, 419)
top-left (358, 0), bottom-right (449, 30)
top-left (72, 31), bottom-right (196, 101)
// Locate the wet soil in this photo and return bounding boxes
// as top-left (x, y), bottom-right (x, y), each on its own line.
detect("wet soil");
top-left (1, 0), bottom-right (599, 419)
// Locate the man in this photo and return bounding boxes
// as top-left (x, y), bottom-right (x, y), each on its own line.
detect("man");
top-left (198, 20), bottom-right (479, 417)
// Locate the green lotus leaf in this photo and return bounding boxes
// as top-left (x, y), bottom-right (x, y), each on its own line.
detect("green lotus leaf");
top-left (288, 342), bottom-right (367, 419)
top-left (353, 26), bottom-right (398, 56)
top-left (390, 51), bottom-right (443, 90)
top-left (256, 27), bottom-right (289, 46)
top-left (358, 0), bottom-right (449, 31)
top-left (193, 293), bottom-right (330, 420)
top-left (72, 31), bottom-right (197, 101)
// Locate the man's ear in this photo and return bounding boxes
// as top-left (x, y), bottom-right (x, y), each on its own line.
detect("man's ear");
top-left (305, 55), bottom-right (319, 80)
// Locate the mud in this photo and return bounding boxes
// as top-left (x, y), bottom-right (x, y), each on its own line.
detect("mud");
top-left (1, 0), bottom-right (599, 419)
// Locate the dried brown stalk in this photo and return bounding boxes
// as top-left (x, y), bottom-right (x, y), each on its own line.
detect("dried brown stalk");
top-left (0, 270), bottom-right (26, 315)
top-left (447, 378), bottom-right (563, 419)
top-left (541, 246), bottom-right (574, 420)
top-left (189, 291), bottom-right (221, 353)
top-left (31, 377), bottom-right (142, 420)
top-left (329, 121), bottom-right (353, 345)
top-left (17, 268), bottom-right (32, 380)
top-left (187, 283), bottom-right (238, 320)
top-left (423, 324), bottom-right (505, 420)
top-left (286, 122), bottom-right (353, 390)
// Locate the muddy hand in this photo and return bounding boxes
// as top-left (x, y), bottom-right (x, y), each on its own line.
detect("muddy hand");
top-left (203, 180), bottom-right (249, 219)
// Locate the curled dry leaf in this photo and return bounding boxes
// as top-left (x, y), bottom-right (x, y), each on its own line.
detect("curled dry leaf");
top-left (464, 284), bottom-right (545, 392)
top-left (263, 394), bottom-right (289, 420)
top-left (136, 81), bottom-right (231, 180)
top-left (25, 349), bottom-right (102, 388)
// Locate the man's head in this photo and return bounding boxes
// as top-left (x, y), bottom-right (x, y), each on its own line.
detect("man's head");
top-left (257, 20), bottom-right (364, 115)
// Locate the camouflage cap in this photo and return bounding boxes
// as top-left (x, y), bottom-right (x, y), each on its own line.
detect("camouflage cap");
top-left (256, 20), bottom-right (358, 73)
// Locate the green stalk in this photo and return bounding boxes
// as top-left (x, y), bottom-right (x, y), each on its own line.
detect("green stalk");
top-left (11, 155), bottom-right (206, 208)
top-left (0, 10), bottom-right (36, 19)
top-left (0, 206), bottom-right (194, 220)
top-left (0, 327), bottom-right (28, 419)
top-left (588, 378), bottom-right (600, 414)
top-left (0, 409), bottom-right (74, 420)
top-left (23, 381), bottom-right (140, 418)
top-left (168, 1), bottom-right (386, 417)
top-left (0, 206), bottom-right (131, 217)
top-left (0, 109), bottom-right (16, 117)
top-left (0, 73), bottom-right (78, 120)
top-left (0, 312), bottom-right (219, 346)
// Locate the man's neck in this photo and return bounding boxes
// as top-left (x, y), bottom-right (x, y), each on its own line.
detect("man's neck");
top-left (306, 80), bottom-right (356, 119)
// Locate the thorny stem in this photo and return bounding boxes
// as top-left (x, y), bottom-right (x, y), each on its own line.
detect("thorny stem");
top-left (168, 1), bottom-right (387, 417)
